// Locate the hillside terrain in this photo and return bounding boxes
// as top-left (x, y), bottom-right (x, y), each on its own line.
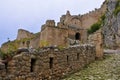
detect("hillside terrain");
top-left (63, 53), bottom-right (120, 80)
top-left (102, 0), bottom-right (120, 49)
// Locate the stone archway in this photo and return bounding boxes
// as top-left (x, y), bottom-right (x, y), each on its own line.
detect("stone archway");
top-left (75, 32), bottom-right (80, 40)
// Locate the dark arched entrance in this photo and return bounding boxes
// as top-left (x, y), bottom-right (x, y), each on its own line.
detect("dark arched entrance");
top-left (75, 33), bottom-right (80, 40)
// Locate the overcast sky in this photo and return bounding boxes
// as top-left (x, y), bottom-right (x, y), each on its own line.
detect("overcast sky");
top-left (0, 0), bottom-right (105, 47)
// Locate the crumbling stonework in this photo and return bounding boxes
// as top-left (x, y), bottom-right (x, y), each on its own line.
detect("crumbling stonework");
top-left (0, 1), bottom-right (107, 80)
top-left (88, 29), bottom-right (103, 59)
top-left (1, 31), bottom-right (40, 52)
top-left (39, 3), bottom-right (106, 47)
top-left (17, 29), bottom-right (34, 40)
top-left (59, 3), bottom-right (106, 29)
top-left (1, 1), bottom-right (106, 50)
top-left (16, 29), bottom-right (40, 49)
top-left (40, 19), bottom-right (87, 47)
top-left (0, 44), bottom-right (95, 80)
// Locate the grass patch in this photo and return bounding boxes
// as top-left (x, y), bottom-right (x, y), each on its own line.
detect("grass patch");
top-left (40, 40), bottom-right (49, 47)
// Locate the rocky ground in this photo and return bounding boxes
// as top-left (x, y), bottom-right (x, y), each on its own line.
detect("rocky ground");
top-left (63, 53), bottom-right (120, 80)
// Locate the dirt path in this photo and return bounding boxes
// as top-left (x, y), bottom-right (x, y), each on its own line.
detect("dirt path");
top-left (63, 54), bottom-right (120, 80)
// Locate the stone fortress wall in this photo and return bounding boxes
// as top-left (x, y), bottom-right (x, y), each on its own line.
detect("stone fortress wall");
top-left (39, 2), bottom-right (106, 47)
top-left (0, 1), bottom-right (106, 51)
top-left (0, 1), bottom-right (106, 80)
top-left (0, 44), bottom-right (95, 80)
top-left (40, 19), bottom-right (88, 47)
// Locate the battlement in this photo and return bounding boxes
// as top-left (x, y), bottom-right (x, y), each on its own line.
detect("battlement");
top-left (41, 20), bottom-right (56, 31)
top-left (46, 20), bottom-right (55, 27)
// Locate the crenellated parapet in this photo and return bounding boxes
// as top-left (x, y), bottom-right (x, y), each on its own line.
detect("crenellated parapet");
top-left (41, 20), bottom-right (56, 31)
top-left (46, 20), bottom-right (55, 27)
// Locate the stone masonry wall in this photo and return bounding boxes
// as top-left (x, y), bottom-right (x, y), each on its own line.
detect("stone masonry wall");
top-left (40, 26), bottom-right (68, 47)
top-left (88, 29), bottom-right (103, 59)
top-left (40, 26), bottom-right (87, 47)
top-left (81, 2), bottom-right (106, 29)
top-left (59, 2), bottom-right (106, 29)
top-left (0, 44), bottom-right (96, 80)
top-left (17, 29), bottom-right (34, 40)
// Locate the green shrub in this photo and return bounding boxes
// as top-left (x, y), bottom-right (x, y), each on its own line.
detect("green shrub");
top-left (114, 7), bottom-right (120, 16)
top-left (114, 0), bottom-right (120, 16)
top-left (7, 41), bottom-right (19, 53)
top-left (58, 45), bottom-right (65, 50)
top-left (101, 14), bottom-right (105, 21)
top-left (116, 0), bottom-right (120, 8)
top-left (87, 22), bottom-right (101, 34)
top-left (0, 49), bottom-right (6, 59)
top-left (87, 14), bottom-right (106, 34)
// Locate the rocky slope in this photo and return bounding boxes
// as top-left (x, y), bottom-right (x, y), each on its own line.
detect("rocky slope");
top-left (102, 0), bottom-right (120, 49)
top-left (63, 53), bottom-right (120, 80)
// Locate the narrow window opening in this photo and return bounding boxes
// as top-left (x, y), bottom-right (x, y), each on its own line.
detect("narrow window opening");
top-left (3, 55), bottom-right (10, 72)
top-left (22, 41), bottom-right (25, 46)
top-left (75, 33), bottom-right (80, 40)
top-left (5, 62), bottom-right (8, 72)
top-left (67, 55), bottom-right (69, 64)
top-left (49, 57), bottom-right (53, 69)
top-left (100, 43), bottom-right (103, 48)
top-left (77, 53), bottom-right (80, 60)
top-left (26, 40), bottom-right (30, 48)
top-left (31, 58), bottom-right (36, 72)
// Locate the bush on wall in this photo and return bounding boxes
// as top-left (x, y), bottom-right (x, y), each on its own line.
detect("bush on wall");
top-left (87, 14), bottom-right (105, 34)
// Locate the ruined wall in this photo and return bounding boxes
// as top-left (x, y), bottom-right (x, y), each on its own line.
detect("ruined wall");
top-left (40, 22), bottom-right (87, 47)
top-left (40, 26), bottom-right (68, 47)
top-left (17, 29), bottom-right (40, 49)
top-left (59, 2), bottom-right (106, 29)
top-left (88, 29), bottom-right (103, 59)
top-left (0, 44), bottom-right (96, 80)
top-left (19, 32), bottom-right (40, 49)
top-left (17, 29), bottom-right (34, 40)
top-left (59, 11), bottom-right (82, 29)
top-left (81, 2), bottom-right (106, 29)
top-left (39, 2), bottom-right (106, 47)
top-left (1, 31), bottom-right (40, 52)
top-left (1, 1), bottom-right (106, 50)
top-left (29, 36), bottom-right (40, 48)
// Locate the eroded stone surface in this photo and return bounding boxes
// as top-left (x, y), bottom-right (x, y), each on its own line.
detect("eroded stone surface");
top-left (0, 45), bottom-right (96, 80)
